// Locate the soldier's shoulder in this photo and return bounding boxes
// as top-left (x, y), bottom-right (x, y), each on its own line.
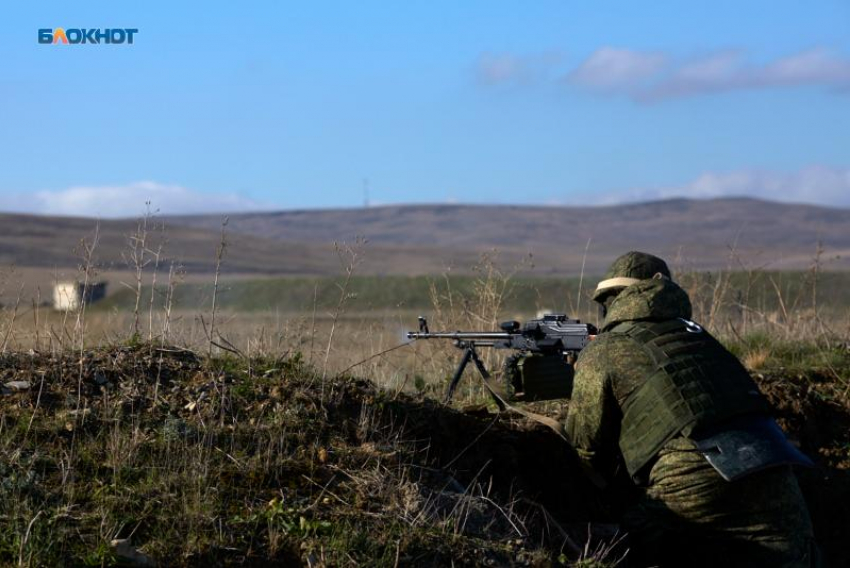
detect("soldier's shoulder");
top-left (577, 330), bottom-right (654, 375)
top-left (581, 331), bottom-right (645, 358)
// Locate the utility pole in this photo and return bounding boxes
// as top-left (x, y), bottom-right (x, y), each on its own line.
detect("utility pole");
top-left (363, 177), bottom-right (370, 208)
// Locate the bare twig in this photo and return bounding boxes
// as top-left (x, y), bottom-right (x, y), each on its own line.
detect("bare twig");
top-left (576, 237), bottom-right (592, 315)
top-left (1, 284), bottom-right (24, 353)
top-left (122, 203), bottom-right (154, 338)
top-left (321, 238), bottom-right (366, 382)
top-left (209, 217), bottom-right (229, 357)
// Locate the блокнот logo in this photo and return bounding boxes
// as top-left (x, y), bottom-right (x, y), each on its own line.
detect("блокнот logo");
top-left (38, 28), bottom-right (138, 44)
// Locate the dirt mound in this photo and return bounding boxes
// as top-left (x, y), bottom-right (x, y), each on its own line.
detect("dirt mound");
top-left (755, 371), bottom-right (850, 568)
top-left (0, 346), bottom-right (847, 566)
top-left (0, 346), bottom-right (616, 567)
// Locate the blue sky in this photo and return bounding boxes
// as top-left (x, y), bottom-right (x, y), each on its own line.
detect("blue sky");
top-left (1, 1), bottom-right (849, 216)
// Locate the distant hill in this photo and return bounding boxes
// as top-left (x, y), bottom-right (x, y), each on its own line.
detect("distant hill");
top-left (170, 198), bottom-right (850, 273)
top-left (0, 198), bottom-right (847, 277)
top-left (0, 212), bottom-right (483, 276)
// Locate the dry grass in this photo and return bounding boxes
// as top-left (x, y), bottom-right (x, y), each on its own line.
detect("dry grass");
top-left (0, 257), bottom-right (848, 397)
top-left (742, 348), bottom-right (771, 371)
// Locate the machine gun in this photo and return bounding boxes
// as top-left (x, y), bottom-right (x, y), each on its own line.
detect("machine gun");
top-left (406, 314), bottom-right (597, 406)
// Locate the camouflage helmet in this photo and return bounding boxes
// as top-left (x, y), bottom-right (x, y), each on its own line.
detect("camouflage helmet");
top-left (592, 251), bottom-right (672, 303)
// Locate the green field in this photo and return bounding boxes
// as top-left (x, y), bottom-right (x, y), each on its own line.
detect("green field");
top-left (94, 271), bottom-right (850, 316)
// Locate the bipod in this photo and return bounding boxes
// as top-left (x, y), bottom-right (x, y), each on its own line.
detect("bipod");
top-left (443, 341), bottom-right (570, 445)
top-left (444, 341), bottom-right (506, 411)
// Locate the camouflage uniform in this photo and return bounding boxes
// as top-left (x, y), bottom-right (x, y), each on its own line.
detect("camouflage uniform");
top-left (565, 253), bottom-right (818, 568)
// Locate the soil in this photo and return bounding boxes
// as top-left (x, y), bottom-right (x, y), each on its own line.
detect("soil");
top-left (755, 371), bottom-right (850, 567)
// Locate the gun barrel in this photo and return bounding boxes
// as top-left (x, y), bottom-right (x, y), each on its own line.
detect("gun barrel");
top-left (406, 331), bottom-right (512, 341)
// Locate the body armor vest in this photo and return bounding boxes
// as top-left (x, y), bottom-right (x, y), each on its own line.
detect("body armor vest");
top-left (610, 318), bottom-right (770, 480)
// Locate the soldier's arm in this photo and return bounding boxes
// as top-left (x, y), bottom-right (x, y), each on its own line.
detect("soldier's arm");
top-left (564, 338), bottom-right (621, 485)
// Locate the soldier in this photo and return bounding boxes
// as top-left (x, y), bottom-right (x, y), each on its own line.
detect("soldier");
top-left (565, 251), bottom-right (819, 567)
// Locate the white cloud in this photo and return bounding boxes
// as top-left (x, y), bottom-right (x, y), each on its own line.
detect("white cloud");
top-left (473, 51), bottom-right (563, 86)
top-left (762, 47), bottom-right (850, 86)
top-left (637, 50), bottom-right (745, 100)
top-left (597, 166), bottom-right (850, 207)
top-left (1, 181), bottom-right (270, 218)
top-left (475, 52), bottom-right (524, 85)
top-left (479, 46), bottom-right (850, 101)
top-left (642, 47), bottom-right (850, 101)
top-left (567, 47), bottom-right (666, 92)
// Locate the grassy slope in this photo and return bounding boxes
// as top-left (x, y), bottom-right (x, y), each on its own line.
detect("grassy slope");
top-left (0, 342), bottom-right (848, 566)
top-left (92, 272), bottom-right (850, 316)
top-left (0, 346), bottom-right (598, 567)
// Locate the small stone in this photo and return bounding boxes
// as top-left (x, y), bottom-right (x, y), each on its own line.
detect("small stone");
top-left (110, 539), bottom-right (156, 567)
top-left (4, 381), bottom-right (31, 392)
